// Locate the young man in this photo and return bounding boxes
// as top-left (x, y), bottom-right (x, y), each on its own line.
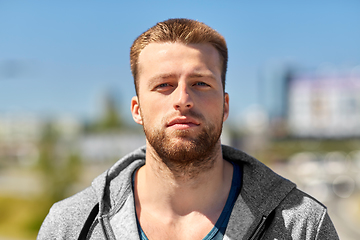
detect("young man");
top-left (38, 18), bottom-right (339, 239)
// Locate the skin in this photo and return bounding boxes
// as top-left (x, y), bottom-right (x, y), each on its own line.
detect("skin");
top-left (130, 42), bottom-right (233, 239)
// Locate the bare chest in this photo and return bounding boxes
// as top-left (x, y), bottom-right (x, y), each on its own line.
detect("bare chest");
top-left (138, 213), bottom-right (217, 240)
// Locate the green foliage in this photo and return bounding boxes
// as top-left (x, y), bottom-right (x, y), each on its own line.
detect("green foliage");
top-left (0, 121), bottom-right (84, 239)
top-left (0, 196), bottom-right (50, 239)
top-left (36, 122), bottom-right (82, 205)
top-left (100, 93), bottom-right (123, 129)
top-left (85, 90), bottom-right (124, 133)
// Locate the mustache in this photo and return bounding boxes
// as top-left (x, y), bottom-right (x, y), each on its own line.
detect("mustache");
top-left (164, 109), bottom-right (205, 125)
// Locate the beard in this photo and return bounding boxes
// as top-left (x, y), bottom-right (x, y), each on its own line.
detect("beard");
top-left (142, 109), bottom-right (224, 179)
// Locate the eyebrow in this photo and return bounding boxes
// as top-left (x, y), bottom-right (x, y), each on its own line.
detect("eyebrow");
top-left (147, 71), bottom-right (217, 88)
top-left (150, 72), bottom-right (216, 81)
top-left (187, 72), bottom-right (217, 80)
top-left (149, 73), bottom-right (177, 82)
top-left (147, 74), bottom-right (176, 86)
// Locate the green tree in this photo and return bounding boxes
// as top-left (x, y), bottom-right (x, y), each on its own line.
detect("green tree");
top-left (84, 90), bottom-right (125, 132)
top-left (100, 92), bottom-right (123, 130)
top-left (34, 121), bottom-right (82, 231)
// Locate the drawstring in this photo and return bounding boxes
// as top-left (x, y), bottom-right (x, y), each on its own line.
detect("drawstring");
top-left (98, 216), bottom-right (110, 240)
top-left (77, 203), bottom-right (99, 240)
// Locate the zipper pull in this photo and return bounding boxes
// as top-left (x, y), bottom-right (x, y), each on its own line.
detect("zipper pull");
top-left (249, 216), bottom-right (267, 240)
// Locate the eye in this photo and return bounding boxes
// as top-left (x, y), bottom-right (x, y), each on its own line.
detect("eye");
top-left (154, 83), bottom-right (172, 89)
top-left (157, 83), bottom-right (169, 88)
top-left (153, 82), bottom-right (173, 92)
top-left (194, 82), bottom-right (210, 87)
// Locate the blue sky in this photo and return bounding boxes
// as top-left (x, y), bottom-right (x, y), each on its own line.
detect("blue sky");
top-left (1, 0), bottom-right (359, 123)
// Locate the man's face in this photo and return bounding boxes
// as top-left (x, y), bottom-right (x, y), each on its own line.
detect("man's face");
top-left (131, 42), bottom-right (229, 166)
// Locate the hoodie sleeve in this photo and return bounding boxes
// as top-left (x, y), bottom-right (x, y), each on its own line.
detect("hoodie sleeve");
top-left (315, 210), bottom-right (339, 240)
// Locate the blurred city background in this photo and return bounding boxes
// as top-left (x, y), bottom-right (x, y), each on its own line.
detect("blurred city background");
top-left (1, 1), bottom-right (360, 239)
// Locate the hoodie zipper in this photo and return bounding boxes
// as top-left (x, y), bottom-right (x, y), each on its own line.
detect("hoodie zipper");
top-left (249, 215), bottom-right (268, 240)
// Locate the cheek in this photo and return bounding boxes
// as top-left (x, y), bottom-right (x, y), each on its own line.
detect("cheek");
top-left (203, 98), bottom-right (224, 111)
top-left (140, 103), bottom-right (164, 125)
top-left (208, 101), bottom-right (226, 122)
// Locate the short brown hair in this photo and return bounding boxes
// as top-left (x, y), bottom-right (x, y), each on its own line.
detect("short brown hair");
top-left (130, 18), bottom-right (228, 95)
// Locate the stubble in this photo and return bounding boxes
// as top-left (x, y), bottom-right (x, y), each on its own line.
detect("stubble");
top-left (142, 109), bottom-right (224, 180)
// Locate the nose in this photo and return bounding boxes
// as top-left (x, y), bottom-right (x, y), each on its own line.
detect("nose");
top-left (173, 83), bottom-right (194, 110)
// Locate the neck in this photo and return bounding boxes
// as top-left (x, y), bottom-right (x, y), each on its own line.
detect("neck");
top-left (148, 141), bottom-right (220, 184)
top-left (134, 142), bottom-right (233, 217)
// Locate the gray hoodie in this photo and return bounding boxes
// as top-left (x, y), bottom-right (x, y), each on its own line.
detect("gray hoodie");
top-left (37, 145), bottom-right (339, 239)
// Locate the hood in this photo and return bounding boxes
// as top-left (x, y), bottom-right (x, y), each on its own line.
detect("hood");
top-left (91, 146), bottom-right (146, 217)
top-left (222, 145), bottom-right (295, 215)
top-left (91, 145), bottom-right (296, 218)
top-left (222, 145), bottom-right (296, 239)
top-left (87, 145), bottom-right (296, 239)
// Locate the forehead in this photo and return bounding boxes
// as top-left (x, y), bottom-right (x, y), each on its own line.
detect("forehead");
top-left (137, 42), bottom-right (221, 79)
top-left (139, 41), bottom-right (219, 59)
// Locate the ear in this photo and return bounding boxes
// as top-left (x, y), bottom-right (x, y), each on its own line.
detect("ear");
top-left (131, 96), bottom-right (143, 125)
top-left (223, 93), bottom-right (229, 122)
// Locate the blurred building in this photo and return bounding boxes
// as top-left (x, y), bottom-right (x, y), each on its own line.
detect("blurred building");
top-left (0, 113), bottom-right (84, 166)
top-left (259, 64), bottom-right (360, 138)
top-left (0, 113), bottom-right (43, 142)
top-left (0, 113), bottom-right (43, 166)
top-left (79, 133), bottom-right (145, 163)
top-left (288, 69), bottom-right (360, 138)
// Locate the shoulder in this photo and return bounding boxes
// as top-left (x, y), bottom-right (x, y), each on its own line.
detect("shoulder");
top-left (37, 146), bottom-right (147, 239)
top-left (51, 186), bottom-right (98, 217)
top-left (37, 186), bottom-right (98, 239)
top-left (222, 145), bottom-right (339, 239)
top-left (279, 188), bottom-right (327, 224)
top-left (271, 188), bottom-right (339, 239)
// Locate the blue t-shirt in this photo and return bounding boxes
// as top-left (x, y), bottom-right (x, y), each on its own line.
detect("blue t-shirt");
top-left (133, 162), bottom-right (242, 240)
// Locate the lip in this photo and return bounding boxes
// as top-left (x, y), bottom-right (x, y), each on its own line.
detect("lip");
top-left (167, 117), bottom-right (200, 129)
